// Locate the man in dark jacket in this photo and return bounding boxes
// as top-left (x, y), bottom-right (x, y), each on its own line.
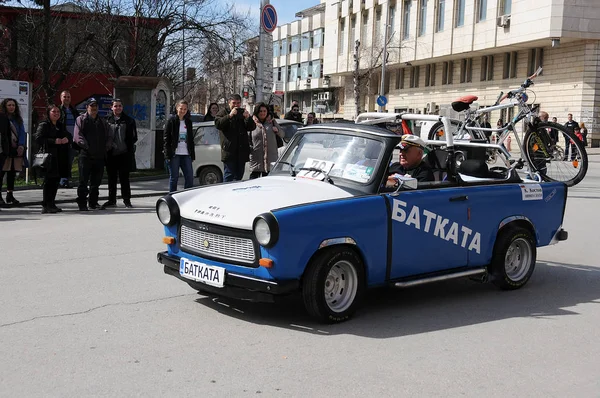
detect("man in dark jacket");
top-left (284, 100), bottom-right (303, 123)
top-left (58, 90), bottom-right (80, 188)
top-left (102, 99), bottom-right (138, 209)
top-left (214, 94), bottom-right (256, 181)
top-left (563, 113), bottom-right (579, 160)
top-left (73, 98), bottom-right (113, 211)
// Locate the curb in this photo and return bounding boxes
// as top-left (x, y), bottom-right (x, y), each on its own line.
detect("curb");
top-left (14, 175), bottom-right (169, 192)
top-left (7, 191), bottom-right (169, 208)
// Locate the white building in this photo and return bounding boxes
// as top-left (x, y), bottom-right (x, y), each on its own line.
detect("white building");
top-left (274, 0), bottom-right (600, 145)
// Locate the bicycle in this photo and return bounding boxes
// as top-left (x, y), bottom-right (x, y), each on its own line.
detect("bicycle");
top-left (427, 67), bottom-right (588, 187)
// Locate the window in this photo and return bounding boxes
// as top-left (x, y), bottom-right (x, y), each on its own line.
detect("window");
top-left (436, 0), bottom-right (445, 32)
top-left (480, 55), bottom-right (494, 81)
top-left (500, 107), bottom-right (515, 123)
top-left (339, 18), bottom-right (346, 55)
top-left (300, 62), bottom-right (310, 79)
top-left (528, 48), bottom-right (543, 76)
top-left (389, 4), bottom-right (396, 37)
top-left (312, 29), bottom-right (323, 48)
top-left (403, 0), bottom-right (412, 40)
top-left (277, 67), bottom-right (282, 81)
top-left (460, 58), bottom-right (472, 82)
top-left (375, 7), bottom-right (382, 40)
top-left (396, 68), bottom-right (405, 89)
top-left (287, 65), bottom-right (291, 81)
top-left (503, 51), bottom-right (517, 79)
top-left (281, 38), bottom-right (288, 55)
top-left (499, 0), bottom-right (511, 15)
top-left (361, 12), bottom-right (369, 45)
top-left (476, 0), bottom-right (487, 22)
top-left (418, 0), bottom-right (428, 36)
top-left (455, 0), bottom-right (465, 27)
top-left (301, 33), bottom-right (311, 51)
top-left (350, 17), bottom-right (356, 48)
top-left (385, 73), bottom-right (391, 94)
top-left (290, 64), bottom-right (299, 81)
top-left (409, 66), bottom-right (420, 88)
top-left (425, 63), bottom-right (436, 86)
top-left (273, 41), bottom-right (280, 57)
top-left (312, 59), bottom-right (323, 78)
top-left (442, 61), bottom-right (453, 84)
top-left (291, 35), bottom-right (300, 53)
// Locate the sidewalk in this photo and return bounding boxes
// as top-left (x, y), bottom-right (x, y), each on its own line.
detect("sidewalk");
top-left (10, 177), bottom-right (170, 207)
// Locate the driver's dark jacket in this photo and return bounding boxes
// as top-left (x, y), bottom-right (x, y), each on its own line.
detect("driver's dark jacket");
top-left (214, 108), bottom-right (256, 163)
top-left (388, 160), bottom-right (435, 182)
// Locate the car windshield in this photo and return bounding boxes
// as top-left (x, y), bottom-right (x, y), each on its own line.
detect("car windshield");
top-left (271, 132), bottom-right (384, 184)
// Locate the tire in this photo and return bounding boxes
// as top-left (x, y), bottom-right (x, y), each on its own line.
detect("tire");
top-left (490, 227), bottom-right (536, 290)
top-left (197, 166), bottom-right (223, 185)
top-left (302, 247), bottom-right (365, 323)
top-left (523, 122), bottom-right (588, 187)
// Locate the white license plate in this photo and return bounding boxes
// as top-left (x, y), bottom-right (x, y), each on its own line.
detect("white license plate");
top-left (179, 258), bottom-right (225, 288)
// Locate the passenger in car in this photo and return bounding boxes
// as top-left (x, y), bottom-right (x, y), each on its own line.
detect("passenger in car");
top-left (386, 135), bottom-right (434, 188)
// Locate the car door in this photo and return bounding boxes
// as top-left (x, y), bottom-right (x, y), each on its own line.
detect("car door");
top-left (385, 187), bottom-right (471, 279)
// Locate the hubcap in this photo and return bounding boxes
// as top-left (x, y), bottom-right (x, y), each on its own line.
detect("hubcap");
top-left (324, 260), bottom-right (358, 313)
top-left (203, 172), bottom-right (219, 185)
top-left (504, 237), bottom-right (532, 281)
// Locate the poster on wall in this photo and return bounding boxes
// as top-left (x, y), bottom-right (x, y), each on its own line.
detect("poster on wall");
top-left (0, 79), bottom-right (32, 135)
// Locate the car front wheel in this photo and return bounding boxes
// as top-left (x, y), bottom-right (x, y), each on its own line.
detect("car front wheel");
top-left (490, 227), bottom-right (536, 290)
top-left (302, 247), bottom-right (365, 323)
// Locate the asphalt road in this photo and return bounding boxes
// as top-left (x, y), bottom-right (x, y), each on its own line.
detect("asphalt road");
top-left (1, 161), bottom-right (599, 397)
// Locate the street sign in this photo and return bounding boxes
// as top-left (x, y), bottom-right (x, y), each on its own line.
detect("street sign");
top-left (261, 4), bottom-right (277, 33)
top-left (376, 95), bottom-right (388, 107)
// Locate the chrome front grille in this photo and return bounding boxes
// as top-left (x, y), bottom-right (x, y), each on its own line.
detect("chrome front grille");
top-left (180, 224), bottom-right (256, 264)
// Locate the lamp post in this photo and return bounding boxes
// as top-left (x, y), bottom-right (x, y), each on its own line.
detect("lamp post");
top-left (378, 11), bottom-right (390, 113)
top-left (182, 0), bottom-right (186, 100)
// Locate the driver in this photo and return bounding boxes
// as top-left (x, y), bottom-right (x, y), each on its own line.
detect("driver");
top-left (386, 135), bottom-right (434, 188)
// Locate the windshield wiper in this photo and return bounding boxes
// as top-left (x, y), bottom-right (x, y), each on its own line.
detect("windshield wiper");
top-left (296, 167), bottom-right (335, 185)
top-left (277, 161), bottom-right (296, 176)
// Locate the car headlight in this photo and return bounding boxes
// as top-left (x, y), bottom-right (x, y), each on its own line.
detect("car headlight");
top-left (253, 213), bottom-right (279, 248)
top-left (156, 196), bottom-right (180, 226)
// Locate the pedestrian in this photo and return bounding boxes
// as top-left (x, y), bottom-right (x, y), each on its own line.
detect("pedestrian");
top-left (480, 114), bottom-right (492, 142)
top-left (214, 94), bottom-right (256, 182)
top-left (34, 105), bottom-right (71, 213)
top-left (248, 102), bottom-right (284, 179)
top-left (564, 113), bottom-right (579, 160)
top-left (284, 100), bottom-right (303, 123)
top-left (202, 102), bottom-right (219, 122)
top-left (163, 100), bottom-right (194, 192)
top-left (102, 99), bottom-right (137, 209)
top-left (539, 111), bottom-right (558, 144)
top-left (73, 98), bottom-right (113, 211)
top-left (580, 122), bottom-right (588, 147)
top-left (0, 112), bottom-right (10, 211)
top-left (58, 90), bottom-right (79, 188)
top-left (305, 112), bottom-right (318, 126)
top-left (0, 98), bottom-right (27, 207)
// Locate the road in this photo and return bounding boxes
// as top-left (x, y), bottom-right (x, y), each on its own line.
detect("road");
top-left (1, 160), bottom-right (599, 397)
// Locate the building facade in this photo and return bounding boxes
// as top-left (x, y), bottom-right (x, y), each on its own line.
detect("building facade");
top-left (274, 0), bottom-right (600, 144)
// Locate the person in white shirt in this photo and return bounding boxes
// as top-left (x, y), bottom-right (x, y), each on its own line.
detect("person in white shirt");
top-left (163, 100), bottom-right (195, 192)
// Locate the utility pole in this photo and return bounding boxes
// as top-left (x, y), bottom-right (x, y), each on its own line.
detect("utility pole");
top-left (182, 0), bottom-right (186, 100)
top-left (378, 10), bottom-right (390, 113)
top-left (256, 0), bottom-right (268, 103)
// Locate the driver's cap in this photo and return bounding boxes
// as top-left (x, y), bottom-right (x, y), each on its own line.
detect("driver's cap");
top-left (399, 134), bottom-right (428, 151)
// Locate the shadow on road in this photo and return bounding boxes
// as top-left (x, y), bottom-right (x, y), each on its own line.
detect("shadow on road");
top-left (192, 261), bottom-right (600, 338)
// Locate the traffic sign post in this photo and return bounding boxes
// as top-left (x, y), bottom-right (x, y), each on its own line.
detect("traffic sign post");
top-left (261, 4), bottom-right (277, 33)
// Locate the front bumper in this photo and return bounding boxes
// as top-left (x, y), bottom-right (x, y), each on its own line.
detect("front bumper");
top-left (157, 251), bottom-right (300, 302)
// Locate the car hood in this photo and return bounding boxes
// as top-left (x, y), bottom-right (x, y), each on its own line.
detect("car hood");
top-left (173, 176), bottom-right (354, 229)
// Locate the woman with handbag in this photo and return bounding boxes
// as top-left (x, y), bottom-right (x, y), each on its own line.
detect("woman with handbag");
top-left (0, 98), bottom-right (27, 206)
top-left (248, 102), bottom-right (284, 179)
top-left (34, 105), bottom-right (71, 213)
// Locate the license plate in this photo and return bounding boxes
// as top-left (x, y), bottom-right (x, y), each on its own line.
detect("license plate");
top-left (179, 258), bottom-right (225, 288)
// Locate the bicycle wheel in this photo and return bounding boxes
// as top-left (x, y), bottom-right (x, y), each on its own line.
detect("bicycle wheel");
top-left (523, 122), bottom-right (588, 187)
top-left (428, 121), bottom-right (446, 140)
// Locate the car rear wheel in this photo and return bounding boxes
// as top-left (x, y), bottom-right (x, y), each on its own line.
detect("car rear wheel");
top-left (302, 247), bottom-right (365, 323)
top-left (490, 227), bottom-right (536, 290)
top-left (198, 166), bottom-right (222, 185)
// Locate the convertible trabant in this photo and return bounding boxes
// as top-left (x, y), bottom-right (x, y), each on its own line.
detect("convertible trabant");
top-left (156, 114), bottom-right (568, 323)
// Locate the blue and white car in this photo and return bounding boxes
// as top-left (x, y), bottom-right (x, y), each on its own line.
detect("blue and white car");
top-left (156, 114), bottom-right (569, 323)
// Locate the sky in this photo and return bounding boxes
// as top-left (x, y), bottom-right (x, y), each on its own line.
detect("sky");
top-left (235, 0), bottom-right (322, 27)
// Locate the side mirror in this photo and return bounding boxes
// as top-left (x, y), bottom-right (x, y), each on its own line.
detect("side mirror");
top-left (391, 175), bottom-right (418, 195)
